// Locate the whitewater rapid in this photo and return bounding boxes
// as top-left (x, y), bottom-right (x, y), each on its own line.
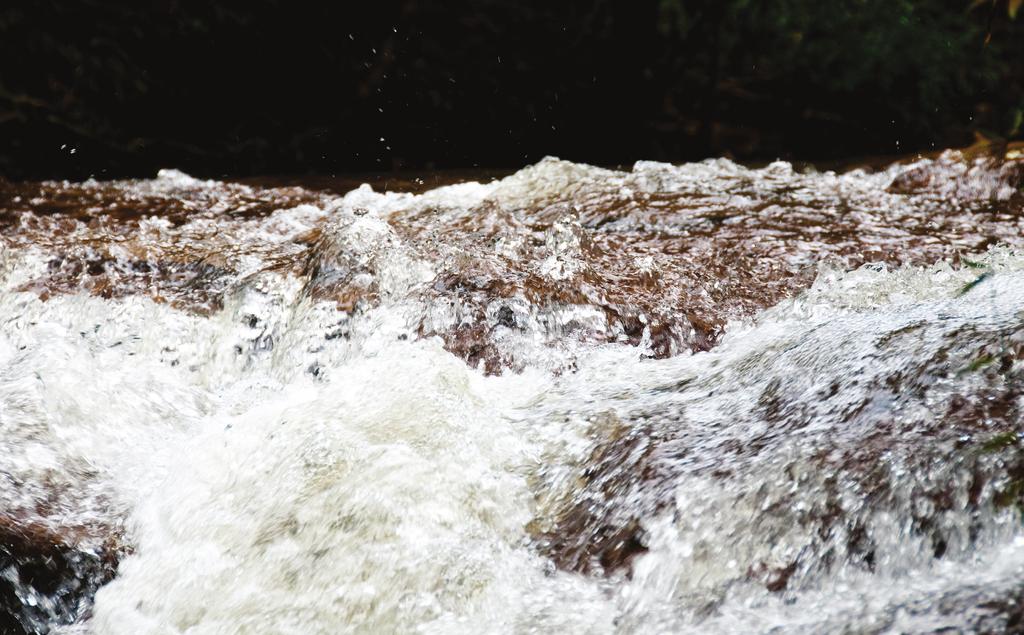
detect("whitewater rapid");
top-left (2, 152), bottom-right (1024, 633)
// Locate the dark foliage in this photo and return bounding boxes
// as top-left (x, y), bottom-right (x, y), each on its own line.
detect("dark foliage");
top-left (0, 0), bottom-right (1021, 179)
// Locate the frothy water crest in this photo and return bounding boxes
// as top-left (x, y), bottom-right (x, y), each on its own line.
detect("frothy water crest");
top-left (1, 151), bottom-right (1023, 633)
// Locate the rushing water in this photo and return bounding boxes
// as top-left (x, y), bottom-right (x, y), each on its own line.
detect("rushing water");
top-left (1, 147), bottom-right (1024, 634)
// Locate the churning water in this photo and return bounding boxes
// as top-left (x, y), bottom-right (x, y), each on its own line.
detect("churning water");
top-left (2, 148), bottom-right (1024, 633)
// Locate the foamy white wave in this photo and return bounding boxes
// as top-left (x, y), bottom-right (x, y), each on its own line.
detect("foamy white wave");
top-left (73, 256), bottom-right (1024, 633)
top-left (1, 157), bottom-right (1023, 634)
top-left (93, 344), bottom-right (614, 634)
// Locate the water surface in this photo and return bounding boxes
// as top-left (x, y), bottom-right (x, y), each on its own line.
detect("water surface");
top-left (1, 147), bottom-right (1024, 633)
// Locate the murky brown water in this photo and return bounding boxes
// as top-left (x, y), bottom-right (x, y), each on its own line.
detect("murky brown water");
top-left (4, 145), bottom-right (1021, 366)
top-left (1, 143), bottom-right (1023, 634)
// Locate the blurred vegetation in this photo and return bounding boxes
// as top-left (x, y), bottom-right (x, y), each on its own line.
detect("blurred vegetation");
top-left (0, 0), bottom-right (1021, 179)
top-left (663, 0), bottom-right (1024, 153)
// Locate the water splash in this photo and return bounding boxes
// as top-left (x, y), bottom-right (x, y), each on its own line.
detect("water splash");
top-left (0, 149), bottom-right (1022, 633)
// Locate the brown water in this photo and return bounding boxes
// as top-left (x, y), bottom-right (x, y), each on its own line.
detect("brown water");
top-left (1, 144), bottom-right (1023, 634)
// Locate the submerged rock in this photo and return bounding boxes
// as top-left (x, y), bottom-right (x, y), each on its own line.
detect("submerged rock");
top-left (4, 148), bottom-right (1024, 371)
top-left (530, 257), bottom-right (1024, 627)
top-left (0, 514), bottom-right (122, 634)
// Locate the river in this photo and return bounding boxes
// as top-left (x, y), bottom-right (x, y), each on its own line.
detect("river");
top-left (1, 146), bottom-right (1023, 633)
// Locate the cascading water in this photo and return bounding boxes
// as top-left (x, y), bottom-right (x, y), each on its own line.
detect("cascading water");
top-left (1, 147), bottom-right (1023, 634)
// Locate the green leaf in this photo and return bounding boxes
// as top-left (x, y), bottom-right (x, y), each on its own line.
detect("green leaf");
top-left (967, 353), bottom-right (995, 371)
top-left (958, 271), bottom-right (993, 296)
top-left (981, 431), bottom-right (1019, 453)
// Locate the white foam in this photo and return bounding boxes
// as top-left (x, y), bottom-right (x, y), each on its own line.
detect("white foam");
top-left (2, 159), bottom-right (1023, 634)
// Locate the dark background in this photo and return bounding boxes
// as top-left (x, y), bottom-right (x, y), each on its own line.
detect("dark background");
top-left (1, 0), bottom-right (1022, 180)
